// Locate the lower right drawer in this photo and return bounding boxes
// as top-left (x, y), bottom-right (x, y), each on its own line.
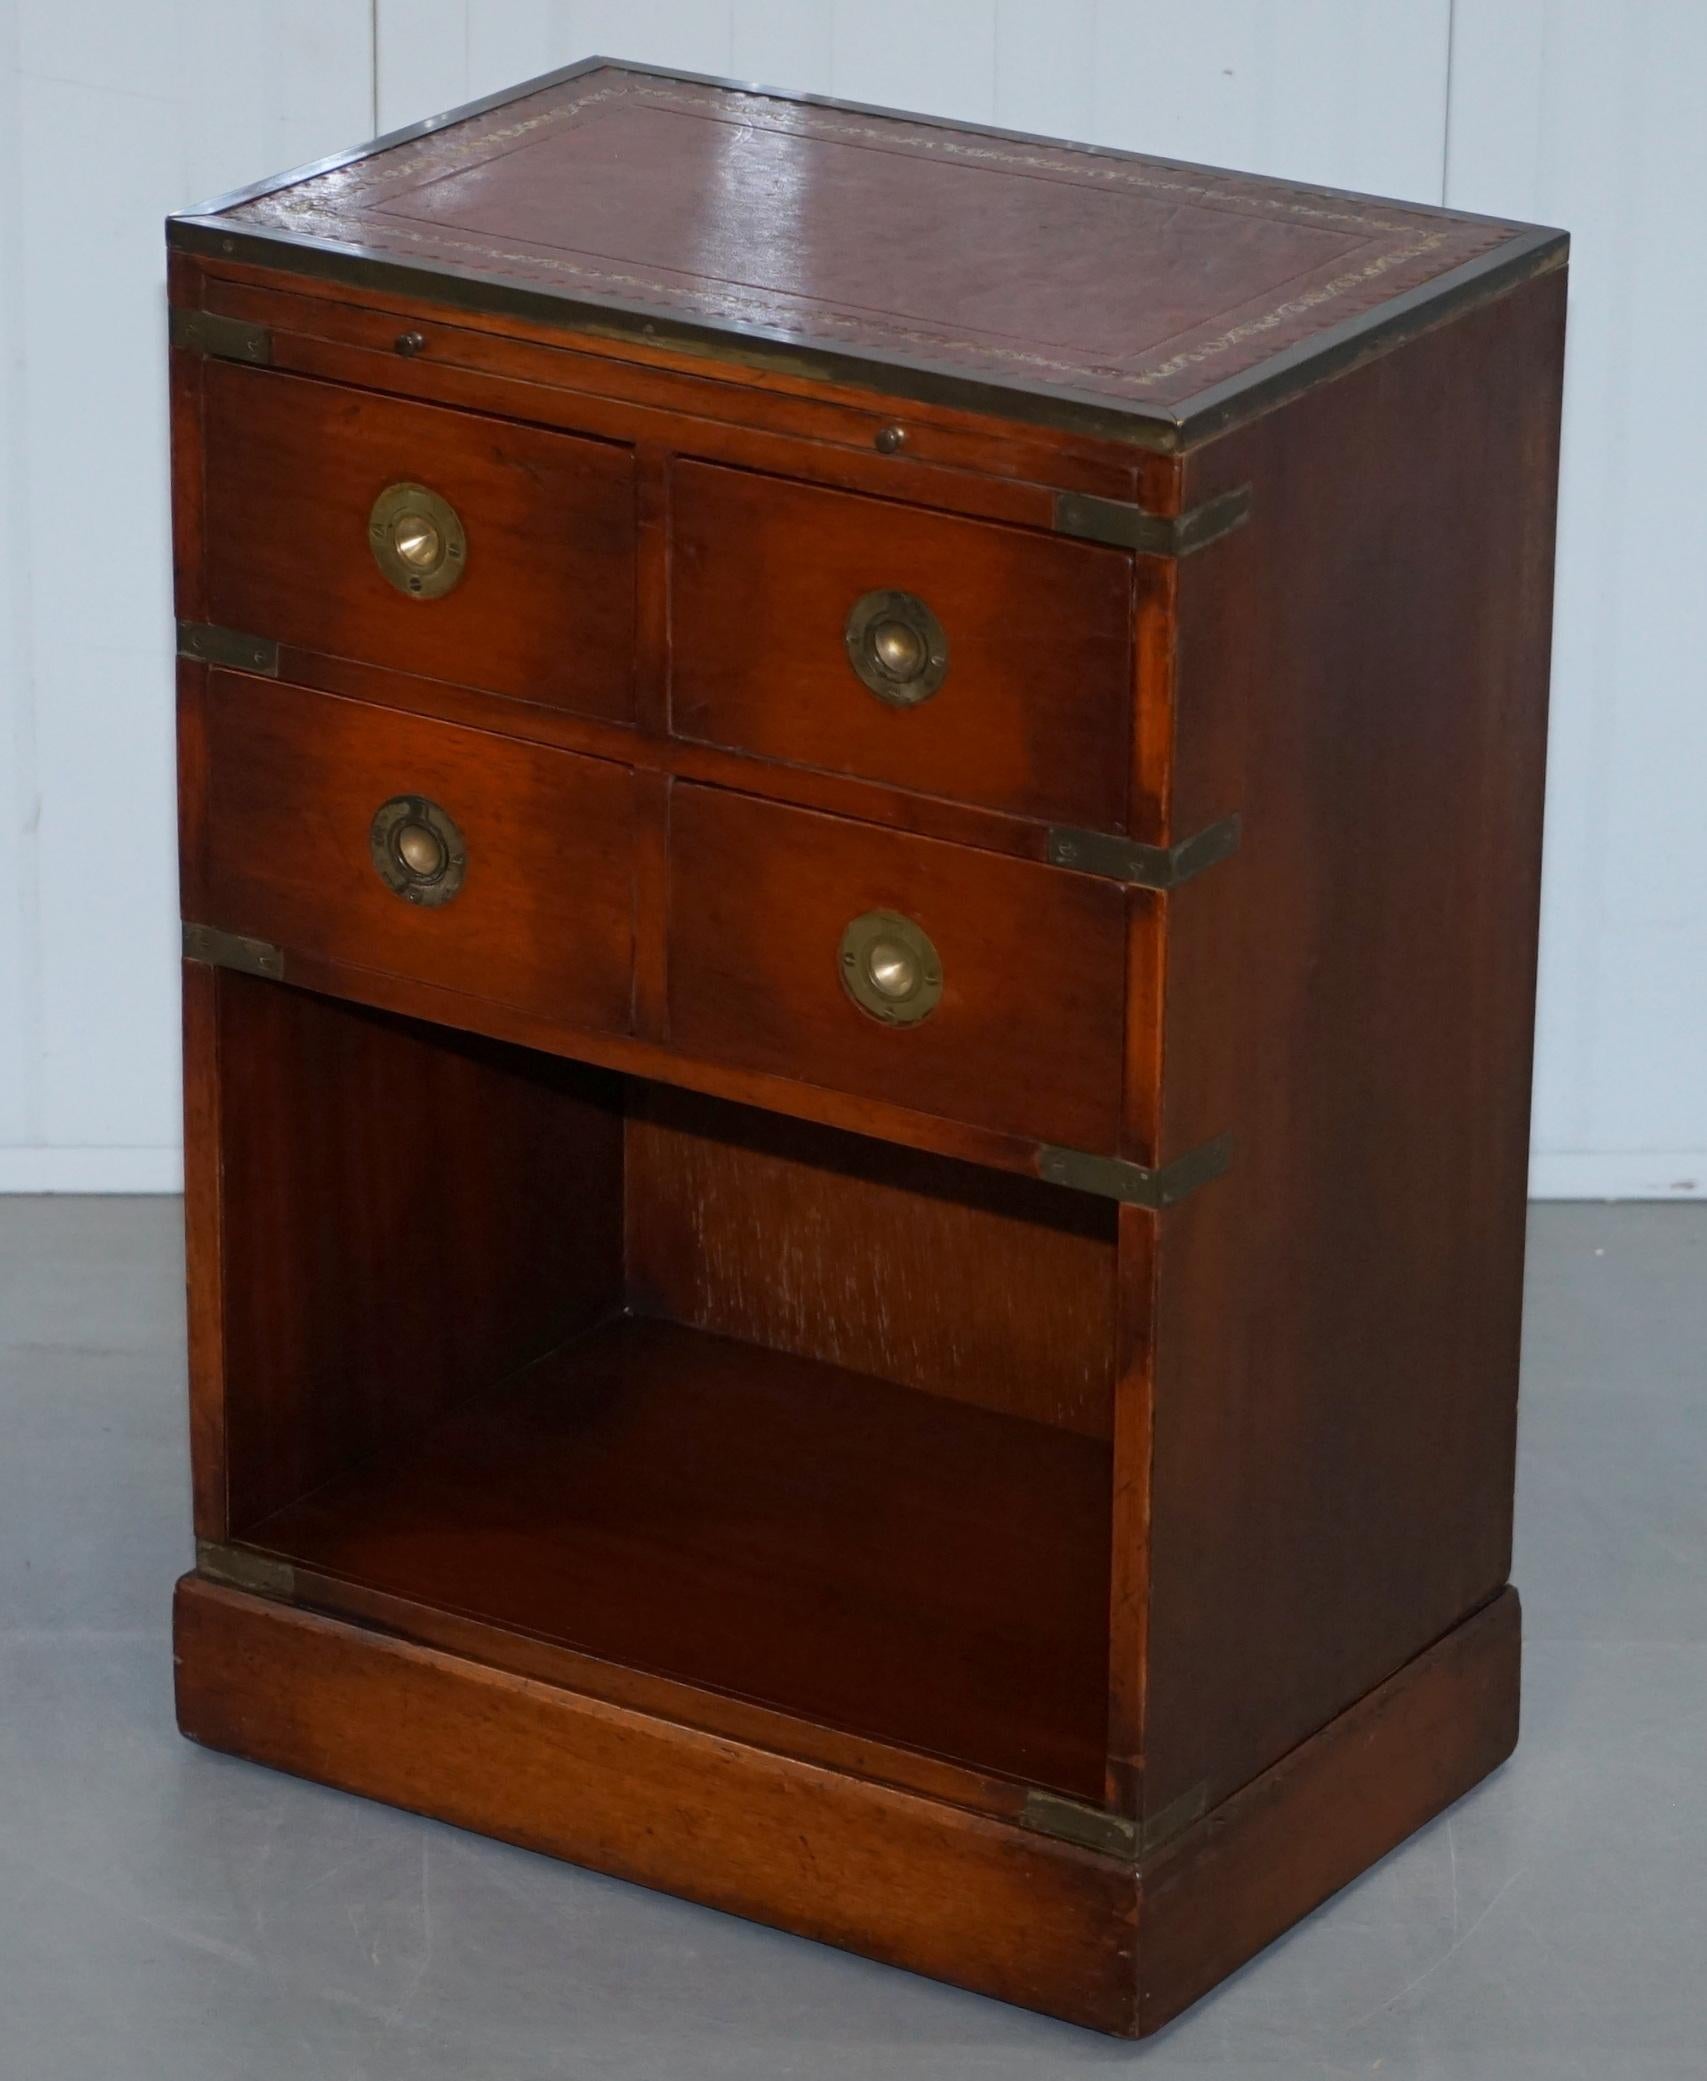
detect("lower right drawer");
top-left (667, 784), bottom-right (1129, 1153)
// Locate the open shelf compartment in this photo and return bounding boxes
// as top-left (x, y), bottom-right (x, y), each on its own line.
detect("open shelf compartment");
top-left (200, 972), bottom-right (1120, 1805)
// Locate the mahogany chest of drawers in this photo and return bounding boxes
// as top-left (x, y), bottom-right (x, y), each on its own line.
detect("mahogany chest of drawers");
top-left (165, 60), bottom-right (1566, 2036)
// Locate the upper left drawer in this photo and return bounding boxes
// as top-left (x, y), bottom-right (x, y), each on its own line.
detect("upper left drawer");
top-left (200, 364), bottom-right (638, 722)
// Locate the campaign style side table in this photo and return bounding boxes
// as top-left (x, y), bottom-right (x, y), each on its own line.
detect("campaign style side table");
top-left (165, 60), bottom-right (1565, 2036)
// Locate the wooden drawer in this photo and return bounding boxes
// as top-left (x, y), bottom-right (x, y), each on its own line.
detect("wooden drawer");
top-left (203, 364), bottom-right (637, 721)
top-left (669, 462), bottom-right (1135, 830)
top-left (188, 672), bottom-right (636, 1033)
top-left (667, 785), bottom-right (1128, 1152)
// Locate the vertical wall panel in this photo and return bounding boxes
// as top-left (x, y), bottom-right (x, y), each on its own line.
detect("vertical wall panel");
top-left (1450, 0), bottom-right (1707, 1197)
top-left (731, 1), bottom-right (833, 89)
top-left (1091, 0), bottom-right (1450, 197)
top-left (21, 71), bottom-right (188, 1159)
top-left (376, 0), bottom-right (779, 131)
top-left (0, 3), bottom-right (372, 1190)
top-left (993, 0), bottom-right (1097, 139)
top-left (0, 7), bottom-right (35, 1152)
top-left (463, 4), bottom-right (560, 112)
top-left (375, 0), bottom-right (470, 132)
top-left (555, 1), bottom-right (733, 77)
top-left (831, 1), bottom-right (998, 122)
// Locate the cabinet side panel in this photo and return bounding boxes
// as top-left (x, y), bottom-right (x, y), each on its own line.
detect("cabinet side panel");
top-left (182, 961), bottom-right (228, 1539)
top-left (1143, 268), bottom-right (1566, 1817)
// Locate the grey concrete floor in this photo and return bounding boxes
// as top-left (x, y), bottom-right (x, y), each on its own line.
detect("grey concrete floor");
top-left (2, 1198), bottom-right (1704, 2079)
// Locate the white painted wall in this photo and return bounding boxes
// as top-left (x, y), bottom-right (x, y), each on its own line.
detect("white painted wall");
top-left (1, 1), bottom-right (1700, 1195)
top-left (0, 2), bottom-right (372, 1190)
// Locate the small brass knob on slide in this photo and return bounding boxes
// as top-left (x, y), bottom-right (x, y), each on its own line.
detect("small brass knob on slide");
top-left (839, 911), bottom-right (943, 1026)
top-left (844, 590), bottom-right (949, 706)
top-left (370, 796), bottom-right (467, 906)
top-left (368, 482), bottom-right (467, 598)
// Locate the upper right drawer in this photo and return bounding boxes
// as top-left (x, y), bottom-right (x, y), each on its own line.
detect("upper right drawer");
top-left (668, 461), bottom-right (1134, 831)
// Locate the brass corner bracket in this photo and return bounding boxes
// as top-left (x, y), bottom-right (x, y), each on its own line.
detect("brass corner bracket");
top-left (1020, 1780), bottom-right (1208, 1861)
top-left (177, 621), bottom-right (279, 676)
top-left (1052, 484), bottom-right (1252, 557)
top-left (182, 923), bottom-right (285, 981)
top-left (195, 1538), bottom-right (297, 1600)
top-left (1037, 1134), bottom-right (1231, 1211)
top-left (1020, 1790), bottom-right (1139, 1858)
top-left (168, 308), bottom-right (272, 365)
top-left (1048, 813), bottom-right (1241, 890)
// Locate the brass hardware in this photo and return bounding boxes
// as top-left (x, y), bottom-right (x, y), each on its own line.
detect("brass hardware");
top-left (395, 330), bottom-right (426, 356)
top-left (196, 1538), bottom-right (297, 1600)
top-left (1020, 1791), bottom-right (1140, 1858)
top-left (182, 923), bottom-right (285, 980)
top-left (844, 590), bottom-right (949, 707)
top-left (874, 424), bottom-right (908, 454)
top-left (1019, 1780), bottom-right (1208, 1860)
top-left (168, 308), bottom-right (272, 365)
top-left (176, 621), bottom-right (279, 676)
top-left (839, 911), bottom-right (943, 1026)
top-left (1048, 814), bottom-right (1242, 890)
top-left (1053, 483), bottom-right (1252, 556)
top-left (1037, 1134), bottom-right (1231, 1209)
top-left (396, 822), bottom-right (445, 877)
top-left (368, 482), bottom-right (467, 598)
top-left (370, 795), bottom-right (467, 905)
top-left (170, 148), bottom-right (1570, 460)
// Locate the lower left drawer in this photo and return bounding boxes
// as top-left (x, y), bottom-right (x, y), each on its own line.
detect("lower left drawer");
top-left (182, 670), bottom-right (637, 1035)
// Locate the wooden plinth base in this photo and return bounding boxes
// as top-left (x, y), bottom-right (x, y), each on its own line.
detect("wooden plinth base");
top-left (174, 1578), bottom-right (1519, 2036)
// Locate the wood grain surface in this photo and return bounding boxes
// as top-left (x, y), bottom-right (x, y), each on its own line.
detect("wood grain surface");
top-left (235, 1315), bottom-right (1115, 1797)
top-left (1135, 268), bottom-right (1565, 1829)
top-left (670, 459), bottom-right (1134, 828)
top-left (173, 1579), bottom-right (1519, 2036)
top-left (189, 670), bottom-right (637, 1034)
top-left (210, 976), bottom-right (624, 1529)
top-left (625, 1084), bottom-right (1118, 1437)
top-left (667, 783), bottom-right (1130, 1150)
top-left (168, 96), bottom-right (1563, 2027)
top-left (204, 361), bottom-right (638, 720)
top-left (175, 1575), bottom-right (1143, 2032)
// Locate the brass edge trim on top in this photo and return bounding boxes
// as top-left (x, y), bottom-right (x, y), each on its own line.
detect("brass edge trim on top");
top-left (167, 53), bottom-right (1544, 237)
top-left (165, 212), bottom-right (1193, 452)
top-left (176, 622), bottom-right (280, 676)
top-left (166, 59), bottom-right (1566, 453)
top-left (1037, 1135), bottom-right (1232, 1210)
top-left (165, 232), bottom-right (1569, 463)
top-left (1048, 814), bottom-right (1241, 890)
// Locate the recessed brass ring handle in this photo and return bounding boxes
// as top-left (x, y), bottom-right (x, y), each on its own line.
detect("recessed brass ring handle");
top-left (839, 911), bottom-right (943, 1026)
top-left (844, 590), bottom-right (949, 707)
top-left (370, 796), bottom-right (467, 906)
top-left (368, 482), bottom-right (467, 599)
